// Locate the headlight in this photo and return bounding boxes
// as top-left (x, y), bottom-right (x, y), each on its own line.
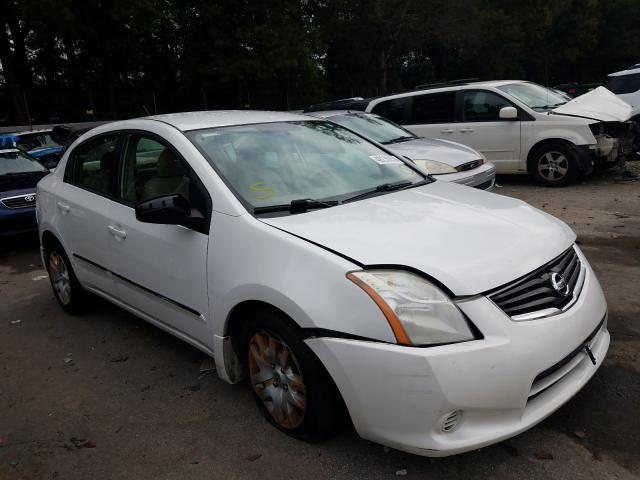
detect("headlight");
top-left (412, 159), bottom-right (457, 175)
top-left (347, 270), bottom-right (476, 346)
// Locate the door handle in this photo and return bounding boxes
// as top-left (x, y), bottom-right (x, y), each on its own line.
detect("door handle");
top-left (56, 201), bottom-right (70, 214)
top-left (459, 128), bottom-right (475, 133)
top-left (440, 129), bottom-right (454, 134)
top-left (107, 224), bottom-right (127, 240)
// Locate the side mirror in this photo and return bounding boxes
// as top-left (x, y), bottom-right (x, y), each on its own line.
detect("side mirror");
top-left (135, 194), bottom-right (205, 230)
top-left (499, 106), bottom-right (518, 120)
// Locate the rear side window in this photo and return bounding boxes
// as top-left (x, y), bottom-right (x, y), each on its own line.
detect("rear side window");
top-left (66, 134), bottom-right (120, 196)
top-left (371, 97), bottom-right (411, 124)
top-left (607, 74), bottom-right (640, 94)
top-left (463, 90), bottom-right (512, 121)
top-left (410, 93), bottom-right (456, 124)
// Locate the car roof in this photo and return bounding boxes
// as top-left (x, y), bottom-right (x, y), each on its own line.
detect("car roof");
top-left (143, 110), bottom-right (314, 131)
top-left (369, 80), bottom-right (529, 104)
top-left (608, 67), bottom-right (640, 77)
top-left (308, 110), bottom-right (373, 119)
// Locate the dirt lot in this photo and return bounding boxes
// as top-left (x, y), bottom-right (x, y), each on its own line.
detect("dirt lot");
top-left (1, 166), bottom-right (639, 480)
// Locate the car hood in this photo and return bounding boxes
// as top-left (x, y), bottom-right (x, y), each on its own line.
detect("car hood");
top-left (385, 137), bottom-right (482, 167)
top-left (261, 181), bottom-right (575, 295)
top-left (552, 86), bottom-right (632, 122)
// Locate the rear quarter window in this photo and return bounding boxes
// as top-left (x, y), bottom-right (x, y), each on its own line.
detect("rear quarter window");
top-left (371, 97), bottom-right (411, 124)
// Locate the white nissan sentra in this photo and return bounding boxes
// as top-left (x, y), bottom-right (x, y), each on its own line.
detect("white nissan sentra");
top-left (37, 111), bottom-right (609, 457)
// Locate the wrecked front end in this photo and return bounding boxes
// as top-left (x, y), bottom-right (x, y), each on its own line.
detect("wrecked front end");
top-left (589, 120), bottom-right (637, 166)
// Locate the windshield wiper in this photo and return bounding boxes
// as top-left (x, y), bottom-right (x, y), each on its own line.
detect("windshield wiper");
top-left (382, 136), bottom-right (415, 145)
top-left (253, 198), bottom-right (339, 215)
top-left (342, 179), bottom-right (428, 204)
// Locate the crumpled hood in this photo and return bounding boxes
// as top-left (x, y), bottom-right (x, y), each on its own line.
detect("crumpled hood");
top-left (262, 181), bottom-right (575, 295)
top-left (385, 137), bottom-right (482, 168)
top-left (552, 86), bottom-right (632, 122)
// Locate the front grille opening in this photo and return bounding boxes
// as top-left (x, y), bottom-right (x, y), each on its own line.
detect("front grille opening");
top-left (528, 316), bottom-right (605, 401)
top-left (487, 247), bottom-right (583, 318)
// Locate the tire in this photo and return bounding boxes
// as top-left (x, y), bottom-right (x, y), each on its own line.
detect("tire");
top-left (528, 142), bottom-right (581, 187)
top-left (239, 309), bottom-right (345, 442)
top-left (44, 239), bottom-right (92, 315)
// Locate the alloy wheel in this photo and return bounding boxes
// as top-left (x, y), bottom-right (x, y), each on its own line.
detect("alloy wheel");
top-left (538, 151), bottom-right (569, 181)
top-left (49, 251), bottom-right (71, 305)
top-left (248, 331), bottom-right (306, 429)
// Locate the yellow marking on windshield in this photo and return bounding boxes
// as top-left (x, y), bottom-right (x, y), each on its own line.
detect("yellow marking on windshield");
top-left (250, 182), bottom-right (277, 200)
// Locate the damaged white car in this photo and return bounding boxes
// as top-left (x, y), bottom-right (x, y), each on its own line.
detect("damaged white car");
top-left (367, 81), bottom-right (635, 186)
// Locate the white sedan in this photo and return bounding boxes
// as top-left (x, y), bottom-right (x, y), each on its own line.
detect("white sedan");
top-left (37, 111), bottom-right (609, 457)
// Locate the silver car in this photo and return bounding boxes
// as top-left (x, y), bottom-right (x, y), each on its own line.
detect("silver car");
top-left (310, 111), bottom-right (496, 190)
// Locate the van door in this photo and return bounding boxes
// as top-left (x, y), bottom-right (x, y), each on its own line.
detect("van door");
top-left (457, 90), bottom-right (521, 172)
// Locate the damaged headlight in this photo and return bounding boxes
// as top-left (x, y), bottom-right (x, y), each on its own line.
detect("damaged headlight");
top-left (347, 270), bottom-right (476, 346)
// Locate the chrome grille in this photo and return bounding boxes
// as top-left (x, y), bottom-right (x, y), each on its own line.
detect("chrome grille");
top-left (1, 193), bottom-right (37, 209)
top-left (487, 246), bottom-right (584, 319)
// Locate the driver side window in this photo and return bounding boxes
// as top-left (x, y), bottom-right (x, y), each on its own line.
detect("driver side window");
top-left (463, 90), bottom-right (512, 122)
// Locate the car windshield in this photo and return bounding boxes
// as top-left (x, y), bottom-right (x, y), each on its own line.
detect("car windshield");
top-left (329, 113), bottom-right (415, 144)
top-left (16, 132), bottom-right (59, 151)
top-left (0, 150), bottom-right (48, 175)
top-left (497, 82), bottom-right (569, 110)
top-left (188, 121), bottom-right (425, 211)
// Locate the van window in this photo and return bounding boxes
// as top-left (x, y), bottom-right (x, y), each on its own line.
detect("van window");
top-left (371, 97), bottom-right (411, 124)
top-left (463, 90), bottom-right (512, 121)
top-left (607, 73), bottom-right (640, 94)
top-left (410, 93), bottom-right (456, 124)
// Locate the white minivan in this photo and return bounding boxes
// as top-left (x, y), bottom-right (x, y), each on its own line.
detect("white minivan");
top-left (37, 111), bottom-right (608, 457)
top-left (366, 81), bottom-right (634, 186)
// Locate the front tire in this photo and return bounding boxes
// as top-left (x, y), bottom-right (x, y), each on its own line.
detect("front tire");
top-left (240, 309), bottom-right (344, 442)
top-left (44, 240), bottom-right (91, 315)
top-left (528, 142), bottom-right (581, 187)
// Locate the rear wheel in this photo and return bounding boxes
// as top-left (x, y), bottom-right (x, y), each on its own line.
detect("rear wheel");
top-left (240, 309), bottom-right (344, 442)
top-left (528, 142), bottom-right (581, 187)
top-left (45, 240), bottom-right (91, 314)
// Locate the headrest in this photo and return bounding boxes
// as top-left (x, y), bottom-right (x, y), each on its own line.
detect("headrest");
top-left (156, 149), bottom-right (185, 177)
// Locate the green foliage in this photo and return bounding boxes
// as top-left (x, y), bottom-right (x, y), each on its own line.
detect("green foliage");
top-left (0, 0), bottom-right (638, 123)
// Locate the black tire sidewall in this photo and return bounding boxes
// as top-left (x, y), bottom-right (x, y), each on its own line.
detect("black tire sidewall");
top-left (240, 309), bottom-right (343, 442)
top-left (529, 142), bottom-right (581, 187)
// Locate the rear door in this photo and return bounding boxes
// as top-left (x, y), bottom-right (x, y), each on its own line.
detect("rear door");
top-left (55, 133), bottom-right (121, 296)
top-left (457, 89), bottom-right (521, 171)
top-left (107, 132), bottom-right (212, 350)
top-left (370, 92), bottom-right (460, 141)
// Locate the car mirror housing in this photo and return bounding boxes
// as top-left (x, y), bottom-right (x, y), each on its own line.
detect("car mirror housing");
top-left (499, 106), bottom-right (519, 120)
top-left (135, 194), bottom-right (205, 230)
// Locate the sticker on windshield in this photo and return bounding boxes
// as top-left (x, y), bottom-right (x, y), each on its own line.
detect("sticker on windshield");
top-left (369, 155), bottom-right (403, 165)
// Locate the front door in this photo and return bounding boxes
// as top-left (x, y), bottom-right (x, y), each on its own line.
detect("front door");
top-left (457, 90), bottom-right (521, 172)
top-left (107, 132), bottom-right (212, 350)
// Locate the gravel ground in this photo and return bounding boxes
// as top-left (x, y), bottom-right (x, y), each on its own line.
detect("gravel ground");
top-left (1, 165), bottom-right (639, 480)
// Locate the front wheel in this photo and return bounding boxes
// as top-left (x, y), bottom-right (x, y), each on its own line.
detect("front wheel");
top-left (241, 310), bottom-right (345, 442)
top-left (528, 142), bottom-right (581, 187)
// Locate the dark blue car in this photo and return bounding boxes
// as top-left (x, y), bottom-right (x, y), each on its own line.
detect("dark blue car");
top-left (0, 148), bottom-right (49, 237)
top-left (0, 129), bottom-right (64, 169)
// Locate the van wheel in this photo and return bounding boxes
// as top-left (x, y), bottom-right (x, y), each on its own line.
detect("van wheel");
top-left (45, 241), bottom-right (91, 315)
top-left (241, 310), bottom-right (344, 442)
top-left (528, 142), bottom-right (581, 187)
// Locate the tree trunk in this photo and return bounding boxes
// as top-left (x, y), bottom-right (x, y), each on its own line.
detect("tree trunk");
top-left (0, 17), bottom-right (28, 124)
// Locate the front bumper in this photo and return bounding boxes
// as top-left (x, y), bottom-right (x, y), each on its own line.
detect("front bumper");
top-left (437, 162), bottom-right (496, 191)
top-left (307, 256), bottom-right (608, 457)
top-left (0, 206), bottom-right (38, 236)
